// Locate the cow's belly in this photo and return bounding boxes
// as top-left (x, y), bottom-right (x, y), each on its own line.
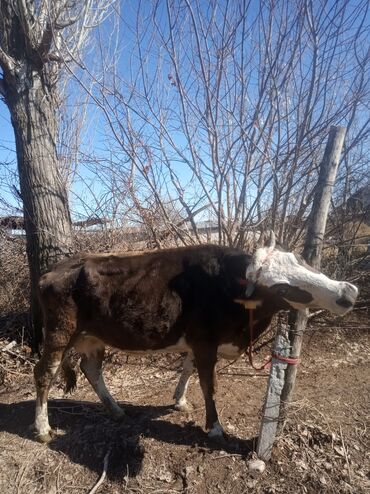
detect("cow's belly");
top-left (74, 333), bottom-right (192, 357)
top-left (74, 333), bottom-right (243, 360)
top-left (122, 336), bottom-right (192, 355)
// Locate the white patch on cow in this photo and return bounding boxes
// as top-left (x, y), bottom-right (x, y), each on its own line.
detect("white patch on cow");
top-left (218, 343), bottom-right (243, 359)
top-left (34, 402), bottom-right (51, 436)
top-left (246, 247), bottom-right (358, 315)
top-left (50, 361), bottom-right (61, 377)
top-left (96, 374), bottom-right (125, 418)
top-left (174, 354), bottom-right (194, 410)
top-left (208, 421), bottom-right (225, 438)
top-left (34, 357), bottom-right (62, 439)
top-left (75, 334), bottom-right (191, 358)
top-left (114, 336), bottom-right (192, 355)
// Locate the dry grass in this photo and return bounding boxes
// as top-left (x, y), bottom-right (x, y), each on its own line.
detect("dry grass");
top-left (1, 321), bottom-right (369, 494)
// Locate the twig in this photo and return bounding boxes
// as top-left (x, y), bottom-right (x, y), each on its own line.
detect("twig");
top-left (216, 358), bottom-right (238, 373)
top-left (1, 340), bottom-right (17, 351)
top-left (0, 362), bottom-right (31, 377)
top-left (211, 453), bottom-right (243, 459)
top-left (1, 347), bottom-right (33, 363)
top-left (307, 309), bottom-right (325, 320)
top-left (87, 446), bottom-right (111, 494)
top-left (339, 426), bottom-right (352, 484)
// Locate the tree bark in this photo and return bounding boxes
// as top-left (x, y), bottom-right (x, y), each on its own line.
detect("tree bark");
top-left (280, 125), bottom-right (346, 407)
top-left (4, 70), bottom-right (72, 349)
top-left (0, 14), bottom-right (72, 350)
top-left (0, 0), bottom-right (73, 349)
top-left (303, 127), bottom-right (347, 268)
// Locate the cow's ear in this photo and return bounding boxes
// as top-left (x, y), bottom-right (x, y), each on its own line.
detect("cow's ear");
top-left (265, 230), bottom-right (276, 249)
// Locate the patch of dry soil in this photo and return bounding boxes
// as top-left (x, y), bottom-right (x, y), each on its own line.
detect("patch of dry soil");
top-left (0, 320), bottom-right (369, 494)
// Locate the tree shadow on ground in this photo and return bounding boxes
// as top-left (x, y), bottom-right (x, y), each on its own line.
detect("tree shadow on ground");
top-left (0, 399), bottom-right (255, 480)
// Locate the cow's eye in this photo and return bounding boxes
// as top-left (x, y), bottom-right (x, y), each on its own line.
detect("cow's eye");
top-left (275, 284), bottom-right (290, 296)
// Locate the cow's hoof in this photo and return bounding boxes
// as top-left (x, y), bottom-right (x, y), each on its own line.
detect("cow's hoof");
top-left (208, 422), bottom-right (225, 441)
top-left (35, 431), bottom-right (53, 443)
top-left (30, 425), bottom-right (54, 444)
top-left (174, 401), bottom-right (193, 413)
top-left (30, 423), bottom-right (53, 443)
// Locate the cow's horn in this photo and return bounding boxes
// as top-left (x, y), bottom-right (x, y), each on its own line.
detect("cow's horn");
top-left (257, 230), bottom-right (265, 248)
top-left (266, 230), bottom-right (276, 249)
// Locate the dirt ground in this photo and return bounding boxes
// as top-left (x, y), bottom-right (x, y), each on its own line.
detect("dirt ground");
top-left (0, 313), bottom-right (369, 494)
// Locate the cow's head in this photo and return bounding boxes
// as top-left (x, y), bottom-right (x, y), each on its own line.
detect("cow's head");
top-left (244, 232), bottom-right (358, 315)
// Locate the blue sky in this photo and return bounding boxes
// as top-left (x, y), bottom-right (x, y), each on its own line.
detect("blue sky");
top-left (1, 0), bottom-right (369, 227)
top-left (0, 101), bottom-right (18, 213)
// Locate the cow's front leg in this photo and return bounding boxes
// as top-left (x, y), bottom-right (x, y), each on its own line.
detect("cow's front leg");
top-left (194, 349), bottom-right (224, 439)
top-left (173, 353), bottom-right (194, 412)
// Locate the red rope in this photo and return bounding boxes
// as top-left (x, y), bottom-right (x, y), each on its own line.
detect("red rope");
top-left (247, 309), bottom-right (300, 370)
top-left (271, 353), bottom-right (301, 365)
top-left (247, 309), bottom-right (272, 371)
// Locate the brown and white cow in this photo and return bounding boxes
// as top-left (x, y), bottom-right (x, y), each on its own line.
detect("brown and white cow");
top-left (33, 236), bottom-right (358, 442)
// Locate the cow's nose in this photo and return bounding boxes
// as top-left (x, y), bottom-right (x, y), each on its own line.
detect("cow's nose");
top-left (336, 282), bottom-right (358, 309)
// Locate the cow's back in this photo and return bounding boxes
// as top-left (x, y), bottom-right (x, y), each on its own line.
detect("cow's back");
top-left (38, 245), bottom-right (246, 351)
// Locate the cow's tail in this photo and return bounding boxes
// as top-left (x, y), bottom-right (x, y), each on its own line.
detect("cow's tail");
top-left (61, 354), bottom-right (78, 393)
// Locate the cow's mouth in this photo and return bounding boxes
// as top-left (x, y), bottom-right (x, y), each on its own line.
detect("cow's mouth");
top-left (335, 296), bottom-right (355, 309)
top-left (335, 282), bottom-right (358, 311)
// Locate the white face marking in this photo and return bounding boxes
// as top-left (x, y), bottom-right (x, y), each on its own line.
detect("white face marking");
top-left (246, 247), bottom-right (358, 315)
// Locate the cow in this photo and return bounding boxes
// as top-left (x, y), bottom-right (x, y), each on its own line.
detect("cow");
top-left (32, 234), bottom-right (358, 443)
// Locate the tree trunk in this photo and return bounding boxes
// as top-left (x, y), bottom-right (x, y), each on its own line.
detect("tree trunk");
top-left (4, 70), bottom-right (72, 349)
top-left (303, 126), bottom-right (347, 268)
top-left (280, 126), bottom-right (346, 405)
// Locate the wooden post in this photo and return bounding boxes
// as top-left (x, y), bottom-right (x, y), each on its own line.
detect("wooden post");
top-left (256, 126), bottom-right (346, 461)
top-left (256, 323), bottom-right (291, 461)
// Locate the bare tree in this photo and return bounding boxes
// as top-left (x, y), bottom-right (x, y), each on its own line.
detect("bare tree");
top-left (75, 0), bottom-right (369, 251)
top-left (0, 0), bottom-right (114, 348)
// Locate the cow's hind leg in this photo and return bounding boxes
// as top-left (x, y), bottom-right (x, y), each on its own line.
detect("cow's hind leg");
top-left (80, 346), bottom-right (125, 420)
top-left (194, 349), bottom-right (224, 439)
top-left (33, 349), bottom-right (63, 443)
top-left (173, 354), bottom-right (194, 412)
